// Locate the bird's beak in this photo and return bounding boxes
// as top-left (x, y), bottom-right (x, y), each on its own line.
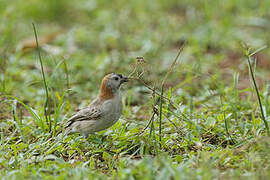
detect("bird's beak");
top-left (120, 76), bottom-right (129, 83)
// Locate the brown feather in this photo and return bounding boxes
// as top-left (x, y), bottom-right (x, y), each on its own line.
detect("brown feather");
top-left (99, 74), bottom-right (114, 100)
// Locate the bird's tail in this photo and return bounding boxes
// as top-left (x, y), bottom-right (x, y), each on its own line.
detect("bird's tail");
top-left (64, 127), bottom-right (74, 136)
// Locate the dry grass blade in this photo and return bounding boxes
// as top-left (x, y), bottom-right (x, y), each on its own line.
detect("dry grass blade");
top-left (159, 43), bottom-right (185, 146)
top-left (161, 42), bottom-right (185, 86)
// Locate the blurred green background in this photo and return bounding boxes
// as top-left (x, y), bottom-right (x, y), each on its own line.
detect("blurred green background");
top-left (1, 0), bottom-right (270, 179)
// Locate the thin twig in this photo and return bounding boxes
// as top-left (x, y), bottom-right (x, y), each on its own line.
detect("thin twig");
top-left (128, 44), bottom-right (185, 138)
top-left (139, 111), bottom-right (157, 135)
top-left (128, 77), bottom-right (178, 109)
top-left (159, 43), bottom-right (185, 147)
top-left (161, 42), bottom-right (185, 86)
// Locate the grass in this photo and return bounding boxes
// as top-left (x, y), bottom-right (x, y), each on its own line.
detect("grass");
top-left (244, 44), bottom-right (269, 135)
top-left (32, 23), bottom-right (52, 133)
top-left (1, 0), bottom-right (270, 179)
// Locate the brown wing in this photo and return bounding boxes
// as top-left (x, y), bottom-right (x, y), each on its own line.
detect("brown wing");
top-left (65, 106), bottom-right (102, 129)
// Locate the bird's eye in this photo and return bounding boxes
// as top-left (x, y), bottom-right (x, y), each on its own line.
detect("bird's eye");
top-left (114, 77), bottom-right (119, 81)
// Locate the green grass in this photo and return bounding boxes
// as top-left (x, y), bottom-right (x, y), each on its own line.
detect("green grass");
top-left (1, 0), bottom-right (270, 179)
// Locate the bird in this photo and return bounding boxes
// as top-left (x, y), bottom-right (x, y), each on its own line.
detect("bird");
top-left (65, 73), bottom-right (128, 138)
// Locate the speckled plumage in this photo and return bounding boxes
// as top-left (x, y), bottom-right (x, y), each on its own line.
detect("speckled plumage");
top-left (65, 73), bottom-right (128, 137)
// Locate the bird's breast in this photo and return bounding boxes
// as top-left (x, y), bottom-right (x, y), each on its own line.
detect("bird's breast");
top-left (102, 96), bottom-right (122, 122)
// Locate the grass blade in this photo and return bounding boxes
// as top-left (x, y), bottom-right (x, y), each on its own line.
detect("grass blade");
top-left (245, 47), bottom-right (270, 135)
top-left (5, 95), bottom-right (44, 130)
top-left (220, 96), bottom-right (235, 144)
top-left (159, 85), bottom-right (164, 147)
top-left (32, 23), bottom-right (51, 132)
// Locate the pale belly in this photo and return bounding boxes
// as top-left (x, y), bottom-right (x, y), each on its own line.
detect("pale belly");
top-left (98, 99), bottom-right (122, 131)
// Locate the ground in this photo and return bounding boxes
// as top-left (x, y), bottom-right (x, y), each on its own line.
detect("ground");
top-left (1, 0), bottom-right (270, 179)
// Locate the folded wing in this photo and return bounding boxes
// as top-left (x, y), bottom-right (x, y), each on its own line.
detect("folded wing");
top-left (65, 106), bottom-right (102, 129)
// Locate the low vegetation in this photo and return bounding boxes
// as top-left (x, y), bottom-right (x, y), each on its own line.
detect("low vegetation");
top-left (1, 0), bottom-right (270, 179)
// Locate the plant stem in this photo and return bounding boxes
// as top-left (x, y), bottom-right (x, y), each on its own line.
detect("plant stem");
top-left (220, 96), bottom-right (235, 144)
top-left (159, 85), bottom-right (163, 147)
top-left (246, 54), bottom-right (269, 135)
top-left (32, 23), bottom-right (51, 132)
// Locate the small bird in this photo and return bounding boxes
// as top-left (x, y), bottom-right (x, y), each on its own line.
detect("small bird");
top-left (65, 73), bottom-right (128, 137)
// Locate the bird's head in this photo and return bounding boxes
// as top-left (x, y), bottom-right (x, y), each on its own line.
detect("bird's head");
top-left (99, 73), bottom-right (128, 100)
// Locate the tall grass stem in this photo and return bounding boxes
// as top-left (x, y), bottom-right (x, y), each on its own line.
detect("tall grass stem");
top-left (246, 48), bottom-right (269, 135)
top-left (32, 23), bottom-right (51, 132)
top-left (159, 85), bottom-right (164, 147)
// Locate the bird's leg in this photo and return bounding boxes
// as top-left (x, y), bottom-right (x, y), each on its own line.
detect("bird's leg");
top-left (83, 133), bottom-right (89, 139)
